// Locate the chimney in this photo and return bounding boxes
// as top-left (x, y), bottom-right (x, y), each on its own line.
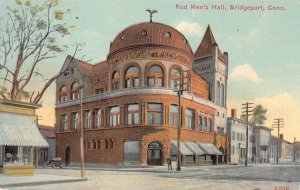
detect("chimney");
top-left (231, 109), bottom-right (237, 118)
top-left (280, 134), bottom-right (283, 140)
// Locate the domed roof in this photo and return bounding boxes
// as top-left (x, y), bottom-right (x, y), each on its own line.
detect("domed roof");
top-left (109, 22), bottom-right (193, 57)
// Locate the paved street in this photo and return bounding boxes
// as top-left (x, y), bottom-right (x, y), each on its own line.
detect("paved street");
top-left (1, 164), bottom-right (300, 190)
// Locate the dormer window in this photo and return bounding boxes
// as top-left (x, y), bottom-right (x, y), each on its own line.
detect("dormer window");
top-left (121, 34), bottom-right (126, 40)
top-left (164, 32), bottom-right (171, 38)
top-left (140, 30), bottom-right (147, 37)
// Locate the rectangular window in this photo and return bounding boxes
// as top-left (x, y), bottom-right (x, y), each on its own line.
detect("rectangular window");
top-left (71, 112), bottom-right (78, 130)
top-left (157, 77), bottom-right (163, 87)
top-left (93, 108), bottom-right (101, 128)
top-left (169, 105), bottom-right (179, 126)
top-left (109, 106), bottom-right (120, 127)
top-left (127, 104), bottom-right (139, 125)
top-left (147, 103), bottom-right (162, 125)
top-left (185, 108), bottom-right (195, 129)
top-left (148, 77), bottom-right (154, 87)
top-left (83, 110), bottom-right (91, 129)
top-left (60, 114), bottom-right (67, 131)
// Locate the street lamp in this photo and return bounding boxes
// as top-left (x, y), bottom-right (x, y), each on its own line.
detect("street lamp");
top-left (78, 85), bottom-right (85, 178)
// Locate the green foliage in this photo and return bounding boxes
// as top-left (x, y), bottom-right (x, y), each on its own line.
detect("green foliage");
top-left (250, 105), bottom-right (267, 125)
top-left (54, 10), bottom-right (64, 20)
top-left (16, 89), bottom-right (30, 101)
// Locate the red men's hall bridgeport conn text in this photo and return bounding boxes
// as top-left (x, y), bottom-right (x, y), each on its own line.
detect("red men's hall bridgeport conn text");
top-left (175, 4), bottom-right (286, 11)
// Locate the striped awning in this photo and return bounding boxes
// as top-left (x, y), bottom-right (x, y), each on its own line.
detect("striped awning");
top-left (198, 143), bottom-right (223, 155)
top-left (171, 140), bottom-right (194, 155)
top-left (185, 141), bottom-right (205, 155)
top-left (0, 112), bottom-right (49, 147)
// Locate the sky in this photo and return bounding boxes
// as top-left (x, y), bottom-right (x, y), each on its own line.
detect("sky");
top-left (0, 0), bottom-right (299, 142)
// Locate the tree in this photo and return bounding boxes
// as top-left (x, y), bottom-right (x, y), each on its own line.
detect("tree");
top-left (250, 104), bottom-right (267, 125)
top-left (0, 0), bottom-right (77, 104)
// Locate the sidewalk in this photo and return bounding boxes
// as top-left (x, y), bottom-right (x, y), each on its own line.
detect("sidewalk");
top-left (0, 173), bottom-right (87, 189)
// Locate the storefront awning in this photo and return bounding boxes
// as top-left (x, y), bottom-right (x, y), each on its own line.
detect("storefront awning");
top-left (171, 140), bottom-right (194, 155)
top-left (198, 143), bottom-right (223, 155)
top-left (0, 112), bottom-right (49, 147)
top-left (184, 141), bottom-right (205, 155)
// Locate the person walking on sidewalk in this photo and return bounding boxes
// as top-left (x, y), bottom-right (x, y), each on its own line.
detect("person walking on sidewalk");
top-left (167, 157), bottom-right (172, 170)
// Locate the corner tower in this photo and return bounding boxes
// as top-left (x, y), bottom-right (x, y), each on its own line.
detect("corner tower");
top-left (192, 25), bottom-right (228, 133)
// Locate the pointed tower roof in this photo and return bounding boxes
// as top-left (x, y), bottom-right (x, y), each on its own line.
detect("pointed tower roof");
top-left (194, 25), bottom-right (226, 62)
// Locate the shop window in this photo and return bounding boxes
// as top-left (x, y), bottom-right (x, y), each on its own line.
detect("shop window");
top-left (147, 103), bottom-right (162, 125)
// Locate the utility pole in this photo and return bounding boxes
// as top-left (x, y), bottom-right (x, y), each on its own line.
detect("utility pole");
top-left (242, 102), bottom-right (253, 167)
top-left (294, 137), bottom-right (296, 163)
top-left (79, 85), bottom-right (85, 178)
top-left (174, 70), bottom-right (190, 171)
top-left (272, 118), bottom-right (284, 164)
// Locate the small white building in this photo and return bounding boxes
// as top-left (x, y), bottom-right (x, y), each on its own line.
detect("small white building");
top-left (227, 109), bottom-right (253, 164)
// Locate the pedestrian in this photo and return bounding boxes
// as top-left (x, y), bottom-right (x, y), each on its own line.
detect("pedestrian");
top-left (167, 157), bottom-right (172, 170)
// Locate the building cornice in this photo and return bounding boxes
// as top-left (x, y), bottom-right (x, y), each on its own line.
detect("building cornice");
top-left (55, 87), bottom-right (225, 111)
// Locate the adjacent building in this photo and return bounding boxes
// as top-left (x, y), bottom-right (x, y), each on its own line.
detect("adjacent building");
top-left (270, 135), bottom-right (293, 163)
top-left (0, 99), bottom-right (48, 175)
top-left (37, 125), bottom-right (56, 165)
top-left (253, 125), bottom-right (273, 163)
top-left (227, 109), bottom-right (253, 164)
top-left (55, 20), bottom-right (228, 166)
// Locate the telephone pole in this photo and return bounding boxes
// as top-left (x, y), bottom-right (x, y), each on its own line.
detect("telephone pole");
top-left (242, 102), bottom-right (253, 167)
top-left (174, 70), bottom-right (190, 171)
top-left (272, 118), bottom-right (284, 164)
top-left (294, 137), bottom-right (296, 163)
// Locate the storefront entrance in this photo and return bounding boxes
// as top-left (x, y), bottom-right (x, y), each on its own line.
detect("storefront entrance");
top-left (147, 141), bottom-right (162, 166)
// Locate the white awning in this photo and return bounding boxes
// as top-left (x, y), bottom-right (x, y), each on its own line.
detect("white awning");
top-left (171, 140), bottom-right (194, 155)
top-left (184, 141), bottom-right (205, 155)
top-left (198, 143), bottom-right (223, 155)
top-left (0, 112), bottom-right (49, 147)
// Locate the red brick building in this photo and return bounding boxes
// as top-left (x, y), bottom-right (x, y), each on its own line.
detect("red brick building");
top-left (55, 21), bottom-right (228, 166)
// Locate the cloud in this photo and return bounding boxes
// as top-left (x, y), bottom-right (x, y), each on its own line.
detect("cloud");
top-left (228, 92), bottom-right (300, 142)
top-left (175, 21), bottom-right (203, 37)
top-left (230, 64), bottom-right (263, 83)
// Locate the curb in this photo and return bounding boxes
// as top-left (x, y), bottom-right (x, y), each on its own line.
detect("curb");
top-left (0, 178), bottom-right (88, 189)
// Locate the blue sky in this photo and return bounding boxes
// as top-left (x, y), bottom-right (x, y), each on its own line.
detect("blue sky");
top-left (1, 0), bottom-right (299, 141)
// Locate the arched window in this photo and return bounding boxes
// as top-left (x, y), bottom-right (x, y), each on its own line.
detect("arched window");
top-left (125, 66), bottom-right (139, 88)
top-left (216, 81), bottom-right (221, 105)
top-left (111, 70), bottom-right (120, 91)
top-left (147, 65), bottom-right (164, 87)
top-left (71, 82), bottom-right (80, 100)
top-left (221, 84), bottom-right (225, 106)
top-left (204, 117), bottom-right (207, 131)
top-left (198, 115), bottom-right (203, 131)
top-left (207, 118), bottom-right (212, 132)
top-left (169, 68), bottom-right (181, 90)
top-left (59, 86), bottom-right (67, 102)
top-left (93, 108), bottom-right (101, 128)
top-left (71, 112), bottom-right (79, 130)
